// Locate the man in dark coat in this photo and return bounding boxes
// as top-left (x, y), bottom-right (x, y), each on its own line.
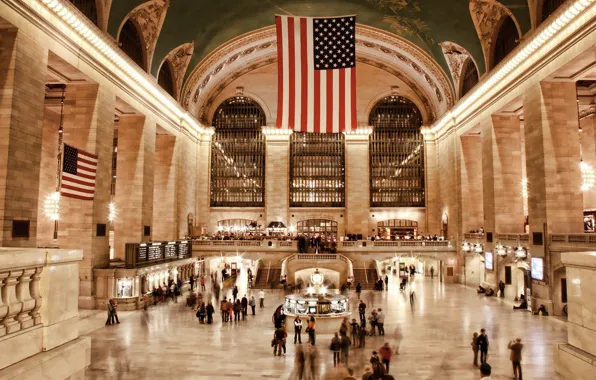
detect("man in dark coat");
top-left (476, 328), bottom-right (490, 364)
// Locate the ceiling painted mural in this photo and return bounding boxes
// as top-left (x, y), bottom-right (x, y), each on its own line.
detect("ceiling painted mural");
top-left (108, 0), bottom-right (531, 82)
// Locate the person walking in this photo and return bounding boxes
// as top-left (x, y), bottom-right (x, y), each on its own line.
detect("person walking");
top-left (356, 282), bottom-right (362, 298)
top-left (359, 321), bottom-right (367, 348)
top-left (294, 316), bottom-right (303, 344)
top-left (471, 332), bottom-right (480, 367)
top-left (206, 301), bottom-right (214, 324)
top-left (220, 297), bottom-right (228, 322)
top-left (233, 299), bottom-right (241, 322)
top-left (340, 333), bottom-right (351, 369)
top-left (307, 316), bottom-right (316, 345)
top-left (330, 332), bottom-right (341, 367)
top-left (499, 281), bottom-right (506, 298)
top-left (274, 326), bottom-right (288, 356)
top-left (370, 351), bottom-right (385, 378)
top-left (259, 289), bottom-right (265, 308)
top-left (358, 300), bottom-right (366, 325)
top-left (430, 266), bottom-right (434, 279)
top-left (376, 308), bottom-right (385, 336)
top-left (241, 295), bottom-right (248, 320)
top-left (105, 299), bottom-right (115, 325)
top-left (477, 328), bottom-right (489, 364)
top-left (249, 295), bottom-right (256, 315)
top-left (227, 298), bottom-right (234, 323)
top-left (350, 318), bottom-right (359, 347)
top-left (508, 337), bottom-right (523, 380)
top-left (232, 285), bottom-right (239, 302)
top-left (379, 342), bottom-right (393, 373)
top-left (200, 276), bottom-right (206, 291)
top-left (189, 276), bottom-right (195, 291)
top-left (384, 275), bottom-right (389, 291)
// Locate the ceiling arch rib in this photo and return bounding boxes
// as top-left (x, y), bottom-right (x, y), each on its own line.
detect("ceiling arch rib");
top-left (439, 41), bottom-right (479, 100)
top-left (117, 0), bottom-right (170, 73)
top-left (182, 24), bottom-right (455, 126)
top-left (469, 0), bottom-right (523, 74)
top-left (158, 42), bottom-right (194, 101)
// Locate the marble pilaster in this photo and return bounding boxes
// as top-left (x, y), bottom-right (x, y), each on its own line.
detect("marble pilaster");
top-left (152, 134), bottom-right (177, 241)
top-left (345, 134), bottom-right (370, 236)
top-left (265, 134), bottom-right (290, 228)
top-left (195, 133), bottom-right (211, 234)
top-left (176, 128), bottom-right (198, 238)
top-left (459, 134), bottom-right (483, 233)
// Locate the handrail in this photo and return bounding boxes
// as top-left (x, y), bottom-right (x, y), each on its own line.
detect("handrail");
top-left (266, 261), bottom-right (271, 284)
top-left (363, 262), bottom-right (368, 283)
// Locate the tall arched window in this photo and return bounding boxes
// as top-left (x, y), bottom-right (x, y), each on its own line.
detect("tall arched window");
top-left (210, 97), bottom-right (265, 207)
top-left (68, 0), bottom-right (98, 26)
top-left (541, 0), bottom-right (566, 22)
top-left (461, 59), bottom-right (479, 98)
top-left (290, 133), bottom-right (345, 207)
top-left (157, 61), bottom-right (175, 98)
top-left (492, 17), bottom-right (519, 69)
top-left (119, 20), bottom-right (144, 69)
top-left (369, 96), bottom-right (424, 207)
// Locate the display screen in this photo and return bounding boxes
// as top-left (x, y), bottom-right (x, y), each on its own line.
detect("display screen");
top-left (531, 257), bottom-right (544, 280)
top-left (485, 251), bottom-right (494, 270)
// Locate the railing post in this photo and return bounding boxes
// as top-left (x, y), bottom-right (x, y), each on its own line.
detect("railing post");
top-left (364, 262), bottom-right (368, 283)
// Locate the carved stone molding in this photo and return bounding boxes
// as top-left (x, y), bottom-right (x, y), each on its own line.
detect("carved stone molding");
top-left (161, 42), bottom-right (194, 101)
top-left (121, 0), bottom-right (170, 72)
top-left (182, 24), bottom-right (454, 124)
top-left (580, 106), bottom-right (596, 120)
top-left (469, 0), bottom-right (522, 71)
top-left (439, 41), bottom-right (478, 98)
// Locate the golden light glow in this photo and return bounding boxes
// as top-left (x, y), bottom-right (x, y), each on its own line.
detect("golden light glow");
top-left (44, 192), bottom-right (60, 221)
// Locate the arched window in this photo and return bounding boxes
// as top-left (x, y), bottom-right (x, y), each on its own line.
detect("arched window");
top-left (290, 133), bottom-right (346, 207)
top-left (493, 17), bottom-right (519, 69)
top-left (297, 219), bottom-right (338, 240)
top-left (68, 0), bottom-right (98, 26)
top-left (369, 96), bottom-right (424, 207)
top-left (157, 61), bottom-right (175, 98)
top-left (541, 0), bottom-right (566, 22)
top-left (210, 97), bottom-right (265, 207)
top-left (119, 20), bottom-right (144, 69)
top-left (461, 59), bottom-right (479, 98)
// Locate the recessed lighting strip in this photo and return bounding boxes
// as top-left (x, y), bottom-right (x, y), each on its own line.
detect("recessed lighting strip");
top-left (429, 0), bottom-right (595, 135)
top-left (38, 0), bottom-right (205, 135)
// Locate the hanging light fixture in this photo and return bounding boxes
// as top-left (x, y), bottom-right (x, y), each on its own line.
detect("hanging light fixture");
top-left (461, 240), bottom-right (471, 252)
top-left (514, 245), bottom-right (528, 259)
top-left (473, 243), bottom-right (484, 253)
top-left (494, 242), bottom-right (507, 257)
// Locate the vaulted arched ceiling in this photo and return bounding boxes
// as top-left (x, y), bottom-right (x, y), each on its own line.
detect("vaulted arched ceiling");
top-left (107, 0), bottom-right (532, 81)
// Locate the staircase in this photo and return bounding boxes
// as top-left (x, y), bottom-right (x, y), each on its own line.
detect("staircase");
top-left (254, 266), bottom-right (282, 289)
top-left (353, 268), bottom-right (377, 289)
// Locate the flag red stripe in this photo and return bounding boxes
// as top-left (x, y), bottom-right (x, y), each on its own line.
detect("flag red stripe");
top-left (61, 183), bottom-right (95, 194)
top-left (287, 17), bottom-right (296, 130)
top-left (314, 70), bottom-right (320, 133)
top-left (77, 150), bottom-right (98, 160)
top-left (351, 68), bottom-right (357, 130)
top-left (77, 165), bottom-right (96, 174)
top-left (60, 192), bottom-right (94, 201)
top-left (275, 16), bottom-right (284, 129)
top-left (78, 156), bottom-right (97, 166)
top-left (326, 70), bottom-right (333, 133)
top-left (63, 176), bottom-right (95, 187)
top-left (339, 69), bottom-right (346, 133)
top-left (300, 18), bottom-right (308, 133)
top-left (73, 171), bottom-right (96, 180)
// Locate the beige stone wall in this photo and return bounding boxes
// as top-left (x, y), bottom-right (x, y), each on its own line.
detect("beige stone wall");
top-left (345, 136), bottom-right (369, 236)
top-left (424, 138), bottom-right (441, 235)
top-left (265, 135), bottom-right (290, 227)
top-left (153, 134), bottom-right (177, 241)
top-left (581, 115), bottom-right (596, 210)
top-left (196, 135), bottom-right (211, 233)
top-left (368, 208), bottom-right (427, 236)
top-left (114, 115), bottom-right (156, 259)
top-left (0, 29), bottom-right (47, 247)
top-left (176, 129), bottom-right (198, 238)
top-left (459, 135), bottom-right (484, 233)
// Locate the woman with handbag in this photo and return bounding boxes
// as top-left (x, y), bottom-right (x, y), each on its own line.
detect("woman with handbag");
top-left (306, 316), bottom-right (316, 345)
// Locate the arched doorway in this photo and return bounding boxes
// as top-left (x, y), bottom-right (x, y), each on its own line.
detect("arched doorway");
top-left (376, 219), bottom-right (418, 239)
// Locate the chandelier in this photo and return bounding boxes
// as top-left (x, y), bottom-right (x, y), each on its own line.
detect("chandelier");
top-left (514, 246), bottom-right (528, 259)
top-left (495, 242), bottom-right (507, 257)
top-left (473, 243), bottom-right (484, 253)
top-left (581, 161), bottom-right (595, 191)
top-left (461, 240), bottom-right (471, 252)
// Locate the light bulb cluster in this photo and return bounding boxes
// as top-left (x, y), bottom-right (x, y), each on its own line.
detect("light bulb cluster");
top-left (44, 192), bottom-right (61, 221)
top-left (108, 202), bottom-right (117, 222)
top-left (581, 161), bottom-right (595, 191)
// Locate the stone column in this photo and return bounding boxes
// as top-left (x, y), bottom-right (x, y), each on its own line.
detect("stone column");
top-left (580, 115), bottom-right (596, 209)
top-left (424, 133), bottom-right (441, 235)
top-left (437, 132), bottom-right (462, 260)
top-left (265, 133), bottom-right (290, 228)
top-left (176, 127), bottom-right (198, 238)
top-left (196, 131), bottom-right (211, 233)
top-left (0, 29), bottom-right (47, 247)
top-left (460, 134), bottom-right (484, 233)
top-left (481, 114), bottom-right (525, 287)
top-left (114, 115), bottom-right (156, 260)
top-left (345, 133), bottom-right (370, 236)
top-left (152, 134), bottom-right (177, 241)
top-left (58, 84), bottom-right (115, 309)
top-left (523, 81), bottom-right (583, 311)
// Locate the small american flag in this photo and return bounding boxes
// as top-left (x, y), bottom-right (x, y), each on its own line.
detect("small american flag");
top-left (60, 144), bottom-right (97, 201)
top-left (275, 15), bottom-right (357, 133)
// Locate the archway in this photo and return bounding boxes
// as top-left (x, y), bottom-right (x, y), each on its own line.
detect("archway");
top-left (297, 219), bottom-right (338, 241)
top-left (376, 219), bottom-right (418, 239)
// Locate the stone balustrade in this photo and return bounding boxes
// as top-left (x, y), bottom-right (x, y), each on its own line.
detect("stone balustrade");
top-left (0, 248), bottom-right (90, 378)
top-left (193, 239), bottom-right (298, 251)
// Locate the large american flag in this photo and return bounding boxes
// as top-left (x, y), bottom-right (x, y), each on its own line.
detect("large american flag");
top-left (275, 15), bottom-right (357, 133)
top-left (60, 144), bottom-right (97, 201)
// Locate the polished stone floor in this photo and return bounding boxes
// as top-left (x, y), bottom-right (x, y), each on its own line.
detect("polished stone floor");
top-left (83, 276), bottom-right (567, 379)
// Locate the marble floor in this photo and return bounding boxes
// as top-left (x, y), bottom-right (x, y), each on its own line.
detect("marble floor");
top-left (83, 276), bottom-right (567, 379)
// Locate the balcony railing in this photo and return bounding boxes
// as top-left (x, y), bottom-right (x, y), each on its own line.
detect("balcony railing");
top-left (463, 233), bottom-right (484, 240)
top-left (550, 234), bottom-right (596, 244)
top-left (495, 233), bottom-right (529, 242)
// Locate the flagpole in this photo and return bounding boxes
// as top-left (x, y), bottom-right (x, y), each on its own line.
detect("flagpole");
top-left (53, 85), bottom-right (66, 244)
